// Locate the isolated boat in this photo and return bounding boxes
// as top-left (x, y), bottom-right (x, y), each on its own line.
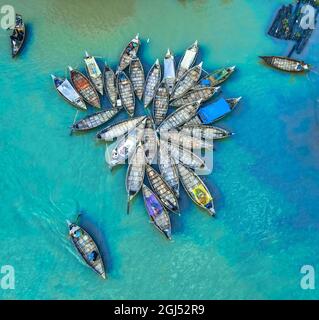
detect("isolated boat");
top-left (51, 75), bottom-right (87, 110)
top-left (105, 118), bottom-right (146, 168)
top-left (142, 118), bottom-right (158, 164)
top-left (103, 65), bottom-right (117, 107)
top-left (126, 144), bottom-right (145, 214)
top-left (170, 86), bottom-right (220, 108)
top-left (170, 62), bottom-right (203, 100)
top-left (143, 59), bottom-right (162, 108)
top-left (176, 41), bottom-right (199, 80)
top-left (96, 116), bottom-right (146, 141)
top-left (163, 49), bottom-right (176, 95)
top-left (153, 81), bottom-right (169, 126)
top-left (259, 56), bottom-right (309, 73)
top-left (142, 184), bottom-right (172, 240)
top-left (158, 143), bottom-right (180, 198)
top-left (117, 71), bottom-right (135, 117)
top-left (129, 57), bottom-right (145, 100)
top-left (158, 100), bottom-right (202, 132)
top-left (196, 66), bottom-right (236, 89)
top-left (145, 165), bottom-right (180, 214)
top-left (177, 163), bottom-right (215, 216)
top-left (10, 14), bottom-right (26, 58)
top-left (69, 67), bottom-right (101, 108)
top-left (84, 52), bottom-right (104, 95)
top-left (180, 124), bottom-right (233, 140)
top-left (118, 34), bottom-right (140, 71)
top-left (71, 108), bottom-right (121, 132)
top-left (67, 220), bottom-right (106, 279)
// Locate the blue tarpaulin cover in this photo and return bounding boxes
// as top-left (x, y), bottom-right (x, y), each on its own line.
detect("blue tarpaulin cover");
top-left (197, 98), bottom-right (231, 124)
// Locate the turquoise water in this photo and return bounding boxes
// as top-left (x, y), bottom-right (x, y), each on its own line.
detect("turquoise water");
top-left (1, 0), bottom-right (319, 300)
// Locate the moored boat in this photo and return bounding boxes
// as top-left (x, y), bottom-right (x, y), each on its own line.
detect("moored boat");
top-left (153, 81), bottom-right (169, 126)
top-left (142, 184), bottom-right (172, 240)
top-left (84, 52), bottom-right (104, 95)
top-left (67, 220), bottom-right (106, 279)
top-left (129, 57), bottom-right (145, 100)
top-left (10, 14), bottom-right (26, 58)
top-left (71, 108), bottom-right (121, 132)
top-left (69, 67), bottom-right (101, 108)
top-left (143, 59), bottom-right (162, 108)
top-left (177, 163), bottom-right (215, 216)
top-left (176, 41), bottom-right (199, 81)
top-left (180, 124), bottom-right (233, 140)
top-left (195, 66), bottom-right (236, 89)
top-left (259, 56), bottom-right (309, 73)
top-left (170, 62), bottom-right (203, 100)
top-left (145, 165), bottom-right (180, 214)
top-left (142, 117), bottom-right (158, 164)
top-left (117, 71), bottom-right (135, 117)
top-left (118, 34), bottom-right (140, 71)
top-left (103, 65), bottom-right (117, 107)
top-left (51, 74), bottom-right (87, 110)
top-left (163, 49), bottom-right (176, 95)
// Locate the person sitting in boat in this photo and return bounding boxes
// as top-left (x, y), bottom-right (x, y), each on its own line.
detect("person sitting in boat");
top-left (87, 250), bottom-right (98, 262)
top-left (69, 225), bottom-right (81, 238)
top-left (194, 187), bottom-right (208, 205)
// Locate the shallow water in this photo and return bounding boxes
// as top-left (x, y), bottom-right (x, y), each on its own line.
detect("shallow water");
top-left (0, 0), bottom-right (319, 299)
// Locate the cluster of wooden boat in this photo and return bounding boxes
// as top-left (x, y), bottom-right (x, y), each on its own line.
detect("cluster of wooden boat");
top-left (51, 36), bottom-right (242, 278)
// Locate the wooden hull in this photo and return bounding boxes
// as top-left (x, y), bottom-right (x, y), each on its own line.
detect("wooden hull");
top-left (103, 66), bottom-right (117, 107)
top-left (11, 14), bottom-right (26, 58)
top-left (195, 66), bottom-right (235, 89)
top-left (143, 60), bottom-right (162, 108)
top-left (129, 58), bottom-right (145, 100)
top-left (153, 81), bottom-right (169, 126)
top-left (118, 35), bottom-right (140, 71)
top-left (163, 49), bottom-right (176, 95)
top-left (142, 118), bottom-right (158, 164)
top-left (117, 71), bottom-right (135, 117)
top-left (84, 54), bottom-right (104, 95)
top-left (181, 124), bottom-right (233, 140)
top-left (260, 56), bottom-right (309, 73)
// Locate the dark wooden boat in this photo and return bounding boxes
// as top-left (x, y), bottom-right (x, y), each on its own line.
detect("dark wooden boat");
top-left (51, 74), bottom-right (87, 110)
top-left (195, 66), bottom-right (236, 89)
top-left (118, 34), bottom-right (140, 71)
top-left (153, 81), bottom-right (169, 126)
top-left (170, 62), bottom-right (203, 100)
top-left (180, 124), bottom-right (233, 140)
top-left (129, 57), bottom-right (145, 100)
top-left (117, 71), bottom-right (135, 117)
top-left (145, 165), bottom-right (180, 214)
top-left (69, 67), bottom-right (101, 108)
top-left (177, 163), bottom-right (215, 216)
top-left (143, 59), bottom-right (162, 108)
top-left (170, 86), bottom-right (220, 108)
top-left (103, 65), bottom-right (117, 108)
top-left (259, 56), bottom-right (309, 73)
top-left (163, 49), bottom-right (176, 95)
top-left (96, 116), bottom-right (146, 141)
top-left (71, 108), bottom-right (121, 132)
top-left (10, 14), bottom-right (26, 58)
top-left (126, 143), bottom-right (145, 214)
top-left (142, 184), bottom-right (172, 240)
top-left (176, 41), bottom-right (199, 81)
top-left (142, 117), bottom-right (158, 164)
top-left (67, 220), bottom-right (106, 279)
top-left (84, 52), bottom-right (104, 95)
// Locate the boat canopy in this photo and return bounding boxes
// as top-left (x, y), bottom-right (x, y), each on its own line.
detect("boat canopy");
top-left (58, 79), bottom-right (82, 101)
top-left (197, 98), bottom-right (231, 124)
top-left (164, 58), bottom-right (175, 78)
top-left (85, 57), bottom-right (101, 76)
top-left (180, 50), bottom-right (196, 69)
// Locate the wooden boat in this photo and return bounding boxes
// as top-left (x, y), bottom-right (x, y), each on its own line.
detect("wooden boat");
top-left (84, 52), bottom-right (104, 95)
top-left (160, 141), bottom-right (206, 170)
top-left (170, 62), bottom-right (203, 100)
top-left (160, 131), bottom-right (213, 150)
top-left (117, 71), bottom-right (135, 117)
top-left (176, 41), bottom-right (199, 81)
top-left (118, 34), bottom-right (140, 71)
top-left (142, 117), bottom-right (158, 164)
top-left (103, 65), bottom-right (117, 107)
top-left (142, 184), bottom-right (172, 240)
top-left (129, 57), bottom-right (145, 100)
top-left (51, 75), bottom-right (87, 110)
top-left (177, 163), bottom-right (215, 216)
top-left (96, 116), bottom-right (146, 141)
top-left (170, 86), bottom-right (220, 108)
top-left (10, 14), bottom-right (26, 58)
top-left (157, 100), bottom-right (202, 132)
top-left (163, 49), bottom-right (176, 95)
top-left (145, 165), bottom-right (180, 214)
top-left (158, 142), bottom-right (180, 198)
top-left (126, 143), bottom-right (145, 214)
top-left (153, 81), bottom-right (169, 126)
top-left (143, 59), bottom-right (162, 108)
top-left (105, 118), bottom-right (146, 168)
top-left (259, 56), bottom-right (310, 73)
top-left (195, 66), bottom-right (236, 89)
top-left (180, 124), bottom-right (233, 140)
top-left (67, 220), bottom-right (106, 279)
top-left (69, 67), bottom-right (101, 108)
top-left (71, 108), bottom-right (121, 132)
